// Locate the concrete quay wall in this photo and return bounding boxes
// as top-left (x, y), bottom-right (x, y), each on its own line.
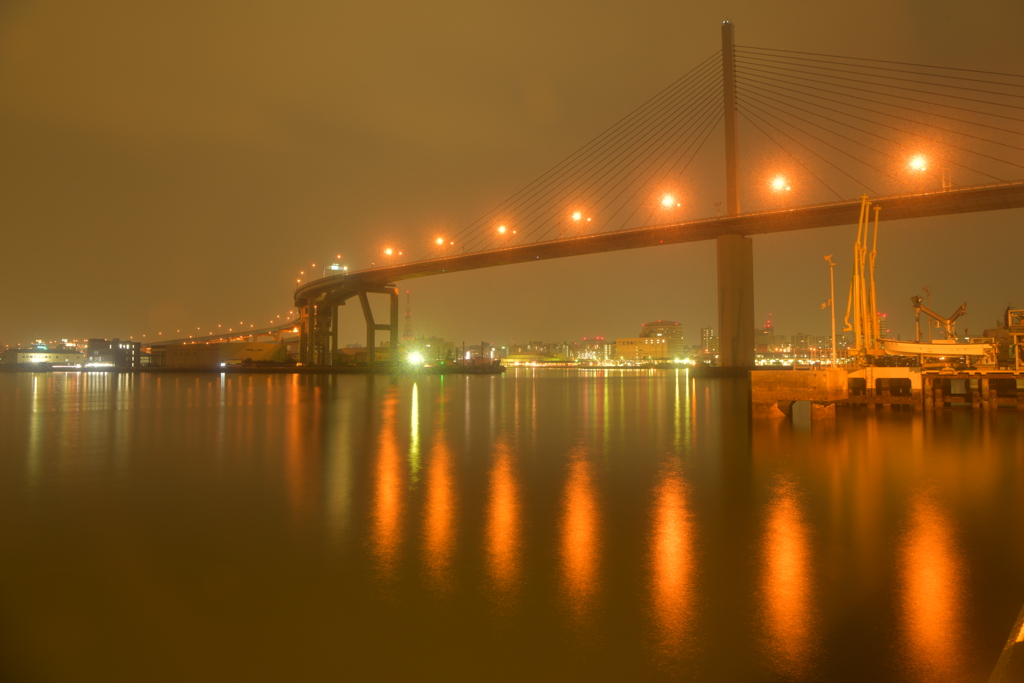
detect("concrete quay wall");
top-left (753, 367), bottom-right (1024, 419)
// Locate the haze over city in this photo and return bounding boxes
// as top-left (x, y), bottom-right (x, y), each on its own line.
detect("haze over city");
top-left (2, 0), bottom-right (1023, 347)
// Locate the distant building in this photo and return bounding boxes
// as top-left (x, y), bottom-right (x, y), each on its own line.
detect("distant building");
top-left (0, 347), bottom-right (85, 366)
top-left (640, 320), bottom-right (684, 357)
top-left (877, 312), bottom-right (890, 339)
top-left (755, 315), bottom-right (776, 352)
top-left (701, 328), bottom-right (719, 355)
top-left (616, 337), bottom-right (669, 361)
top-left (150, 341), bottom-right (287, 368)
top-left (578, 337), bottom-right (614, 363)
top-left (86, 339), bottom-right (142, 368)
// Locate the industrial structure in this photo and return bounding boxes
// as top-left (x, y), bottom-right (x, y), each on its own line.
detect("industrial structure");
top-left (753, 198), bottom-right (1024, 417)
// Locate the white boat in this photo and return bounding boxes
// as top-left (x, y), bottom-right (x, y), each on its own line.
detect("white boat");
top-left (881, 339), bottom-right (994, 357)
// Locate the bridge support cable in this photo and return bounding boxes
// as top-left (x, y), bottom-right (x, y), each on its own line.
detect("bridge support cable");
top-left (442, 50), bottom-right (723, 256)
top-left (620, 106), bottom-right (724, 230)
top-left (736, 85), bottom-right (1008, 186)
top-left (738, 109), bottom-right (845, 199)
top-left (729, 46), bottom-right (1024, 200)
top-left (510, 67), bottom-right (724, 246)
top-left (734, 49), bottom-right (1024, 110)
top-left (736, 80), bottom-right (1017, 178)
top-left (732, 57), bottom-right (1024, 125)
top-left (576, 92), bottom-right (724, 238)
top-left (465, 58), bottom-right (725, 250)
top-left (733, 62), bottom-right (1024, 139)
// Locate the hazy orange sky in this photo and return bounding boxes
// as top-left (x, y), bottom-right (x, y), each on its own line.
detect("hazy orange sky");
top-left (2, 0), bottom-right (1022, 347)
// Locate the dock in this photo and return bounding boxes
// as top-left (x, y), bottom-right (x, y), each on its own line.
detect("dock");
top-left (752, 367), bottom-right (1024, 418)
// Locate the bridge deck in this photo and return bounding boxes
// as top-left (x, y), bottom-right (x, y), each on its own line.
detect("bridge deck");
top-left (295, 180), bottom-right (1024, 305)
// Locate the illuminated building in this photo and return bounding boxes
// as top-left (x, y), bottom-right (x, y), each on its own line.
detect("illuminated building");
top-left (616, 337), bottom-right (669, 361)
top-left (86, 339), bottom-right (142, 368)
top-left (755, 315), bottom-right (777, 353)
top-left (578, 337), bottom-right (613, 362)
top-left (0, 347), bottom-right (85, 366)
top-left (701, 328), bottom-right (719, 355)
top-left (640, 320), bottom-right (684, 357)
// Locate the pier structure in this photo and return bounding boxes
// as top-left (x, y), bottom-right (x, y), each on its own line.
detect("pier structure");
top-left (752, 367), bottom-right (1024, 418)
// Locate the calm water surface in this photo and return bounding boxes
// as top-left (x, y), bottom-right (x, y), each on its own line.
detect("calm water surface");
top-left (1, 370), bottom-right (1022, 682)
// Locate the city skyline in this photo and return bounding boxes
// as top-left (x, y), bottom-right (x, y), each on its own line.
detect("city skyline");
top-left (2, 2), bottom-right (1022, 351)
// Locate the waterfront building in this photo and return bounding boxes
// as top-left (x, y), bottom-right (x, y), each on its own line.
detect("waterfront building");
top-left (149, 342), bottom-right (287, 368)
top-left (0, 347), bottom-right (85, 366)
top-left (86, 339), bottom-right (142, 368)
top-left (640, 320), bottom-right (684, 357)
top-left (616, 337), bottom-right (668, 361)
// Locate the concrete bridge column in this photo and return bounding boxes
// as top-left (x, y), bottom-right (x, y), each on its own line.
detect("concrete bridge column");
top-left (717, 22), bottom-right (755, 368)
top-left (298, 301), bottom-right (310, 366)
top-left (330, 305), bottom-right (339, 366)
top-left (357, 285), bottom-right (400, 365)
top-left (717, 234), bottom-right (755, 367)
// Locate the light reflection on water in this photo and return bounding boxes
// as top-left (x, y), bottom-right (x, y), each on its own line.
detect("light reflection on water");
top-left (486, 438), bottom-right (520, 604)
top-left (761, 479), bottom-right (816, 676)
top-left (1, 370), bottom-right (1022, 681)
top-left (648, 462), bottom-right (695, 656)
top-left (371, 388), bottom-right (403, 581)
top-left (423, 411), bottom-right (456, 591)
top-left (560, 449), bottom-right (600, 621)
top-left (899, 494), bottom-right (966, 683)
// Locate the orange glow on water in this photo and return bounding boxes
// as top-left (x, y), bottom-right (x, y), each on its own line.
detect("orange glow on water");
top-left (649, 466), bottom-right (695, 654)
top-left (371, 390), bottom-right (403, 579)
top-left (761, 482), bottom-right (815, 674)
top-left (424, 430), bottom-right (456, 589)
top-left (561, 453), bottom-right (599, 617)
top-left (284, 377), bottom-right (320, 523)
top-left (486, 440), bottom-right (520, 600)
top-left (900, 495), bottom-right (966, 682)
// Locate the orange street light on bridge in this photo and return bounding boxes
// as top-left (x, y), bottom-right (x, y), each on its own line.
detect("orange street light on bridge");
top-left (497, 224), bottom-right (515, 247)
top-left (770, 176), bottom-right (791, 193)
top-left (908, 154), bottom-right (951, 190)
top-left (661, 193), bottom-right (681, 208)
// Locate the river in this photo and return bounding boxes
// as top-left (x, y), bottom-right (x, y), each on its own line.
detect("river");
top-left (0, 370), bottom-right (1021, 681)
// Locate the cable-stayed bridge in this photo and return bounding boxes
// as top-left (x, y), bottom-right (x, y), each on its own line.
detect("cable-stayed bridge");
top-left (294, 23), bottom-right (1024, 367)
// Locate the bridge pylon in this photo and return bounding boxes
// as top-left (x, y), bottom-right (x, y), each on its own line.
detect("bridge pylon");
top-left (717, 20), bottom-right (756, 368)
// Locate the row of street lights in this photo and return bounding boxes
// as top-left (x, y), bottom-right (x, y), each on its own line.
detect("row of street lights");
top-left (353, 153), bottom-right (942, 271)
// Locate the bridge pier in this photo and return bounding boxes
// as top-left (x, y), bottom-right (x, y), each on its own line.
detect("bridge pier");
top-left (297, 285), bottom-right (399, 366)
top-left (298, 303), bottom-right (311, 365)
top-left (357, 286), bottom-right (400, 365)
top-left (717, 234), bottom-right (755, 367)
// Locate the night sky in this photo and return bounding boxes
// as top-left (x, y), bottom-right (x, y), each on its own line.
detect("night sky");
top-left (2, 0), bottom-right (1022, 348)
